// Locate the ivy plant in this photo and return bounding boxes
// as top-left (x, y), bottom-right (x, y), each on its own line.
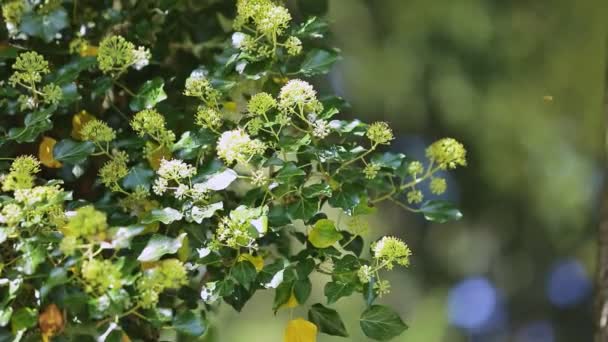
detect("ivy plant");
top-left (0, 0), bottom-right (467, 341)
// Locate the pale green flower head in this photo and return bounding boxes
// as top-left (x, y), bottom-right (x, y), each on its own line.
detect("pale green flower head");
top-left (364, 163), bottom-right (381, 179)
top-left (184, 72), bottom-right (220, 105)
top-left (41, 83), bottom-right (63, 105)
top-left (248, 92), bottom-right (276, 116)
top-left (255, 5), bottom-right (291, 37)
top-left (215, 205), bottom-right (268, 249)
top-left (407, 161), bottom-right (424, 176)
top-left (285, 36), bottom-right (302, 56)
top-left (406, 190), bottom-right (423, 204)
top-left (2, 1), bottom-right (25, 33)
top-left (2, 155), bottom-right (40, 192)
top-left (9, 51), bottom-right (50, 86)
top-left (131, 108), bottom-right (176, 147)
top-left (430, 177), bottom-right (447, 195)
top-left (81, 259), bottom-right (123, 294)
top-left (426, 138), bottom-right (467, 169)
top-left (136, 259), bottom-right (188, 308)
top-left (357, 265), bottom-right (373, 284)
top-left (372, 236), bottom-right (412, 270)
top-left (81, 119), bottom-right (116, 143)
top-left (195, 106), bottom-right (222, 129)
top-left (99, 151), bottom-right (129, 191)
top-left (234, 0), bottom-right (291, 37)
top-left (97, 35), bottom-right (135, 75)
top-left (366, 122), bottom-right (394, 145)
top-left (62, 205), bottom-right (108, 239)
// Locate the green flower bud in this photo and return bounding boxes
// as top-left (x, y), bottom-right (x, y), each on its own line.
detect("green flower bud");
top-left (366, 122), bottom-right (394, 145)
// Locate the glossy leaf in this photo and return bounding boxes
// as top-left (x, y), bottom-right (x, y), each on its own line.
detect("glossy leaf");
top-left (130, 77), bottom-right (167, 111)
top-left (137, 233), bottom-right (186, 262)
top-left (308, 304), bottom-right (348, 337)
top-left (284, 318), bottom-right (317, 342)
top-left (419, 200), bottom-right (463, 223)
top-left (360, 305), bottom-right (407, 341)
top-left (308, 219), bottom-right (341, 248)
top-left (52, 139), bottom-right (95, 164)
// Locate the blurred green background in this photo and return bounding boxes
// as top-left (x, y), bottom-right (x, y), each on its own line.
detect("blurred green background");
top-left (216, 1), bottom-right (607, 340)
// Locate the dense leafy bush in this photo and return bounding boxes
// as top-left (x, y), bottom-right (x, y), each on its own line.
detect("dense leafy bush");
top-left (0, 0), bottom-right (466, 340)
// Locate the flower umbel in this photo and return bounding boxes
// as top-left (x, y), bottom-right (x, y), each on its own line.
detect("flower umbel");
top-left (372, 236), bottom-right (412, 270)
top-left (366, 122), bottom-right (394, 145)
top-left (217, 130), bottom-right (266, 164)
top-left (426, 138), bottom-right (467, 169)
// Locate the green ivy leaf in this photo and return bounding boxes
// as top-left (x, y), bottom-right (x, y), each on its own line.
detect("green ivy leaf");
top-left (172, 310), bottom-right (206, 337)
top-left (328, 186), bottom-right (361, 213)
top-left (141, 207), bottom-right (184, 224)
top-left (53, 139), bottom-right (95, 164)
top-left (173, 129), bottom-right (216, 160)
top-left (324, 281), bottom-right (355, 304)
top-left (49, 57), bottom-right (97, 86)
top-left (10, 307), bottom-right (37, 333)
top-left (232, 261), bottom-right (257, 289)
top-left (0, 307), bottom-right (12, 327)
top-left (360, 305), bottom-right (408, 341)
top-left (201, 169), bottom-right (238, 191)
top-left (299, 49), bottom-right (341, 76)
top-left (122, 164), bottom-right (155, 191)
top-left (308, 303), bottom-right (348, 337)
top-left (293, 278), bottom-right (312, 304)
top-left (371, 152), bottom-right (406, 170)
top-left (276, 162), bottom-right (306, 183)
top-left (190, 202), bottom-right (223, 224)
top-left (19, 8), bottom-right (68, 43)
top-left (273, 281), bottom-right (293, 311)
top-left (294, 17), bottom-right (329, 40)
top-left (137, 233), bottom-right (186, 262)
top-left (308, 219), bottom-right (341, 248)
top-left (40, 267), bottom-right (68, 299)
top-left (419, 200), bottom-right (463, 223)
top-left (287, 197), bottom-right (318, 221)
top-left (129, 77), bottom-right (168, 111)
top-left (8, 107), bottom-right (54, 143)
top-left (302, 183), bottom-right (332, 198)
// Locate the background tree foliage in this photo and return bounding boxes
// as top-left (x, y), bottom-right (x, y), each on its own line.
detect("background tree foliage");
top-left (0, 0), bottom-right (469, 341)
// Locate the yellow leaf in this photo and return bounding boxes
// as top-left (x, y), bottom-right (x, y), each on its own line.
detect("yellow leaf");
top-left (273, 76), bottom-right (289, 85)
top-left (280, 292), bottom-right (299, 309)
top-left (178, 233), bottom-right (190, 261)
top-left (140, 261), bottom-right (160, 270)
top-left (223, 101), bottom-right (238, 112)
top-left (146, 142), bottom-right (172, 170)
top-left (284, 319), bottom-right (317, 342)
top-left (71, 110), bottom-right (96, 140)
top-left (80, 45), bottom-right (98, 57)
top-left (38, 137), bottom-right (63, 168)
top-left (38, 304), bottom-right (64, 339)
top-left (238, 253), bottom-right (264, 272)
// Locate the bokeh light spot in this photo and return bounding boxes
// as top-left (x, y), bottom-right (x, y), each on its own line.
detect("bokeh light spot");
top-left (447, 277), bottom-right (497, 330)
top-left (546, 259), bottom-right (591, 308)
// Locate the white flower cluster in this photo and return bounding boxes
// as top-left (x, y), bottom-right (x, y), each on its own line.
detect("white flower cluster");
top-left (153, 159), bottom-right (207, 201)
top-left (157, 159), bottom-right (196, 180)
top-left (132, 46), bottom-right (151, 70)
top-left (201, 281), bottom-right (219, 304)
top-left (278, 79), bottom-right (321, 113)
top-left (216, 130), bottom-right (266, 164)
top-left (214, 205), bottom-right (268, 249)
top-left (312, 119), bottom-right (331, 139)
